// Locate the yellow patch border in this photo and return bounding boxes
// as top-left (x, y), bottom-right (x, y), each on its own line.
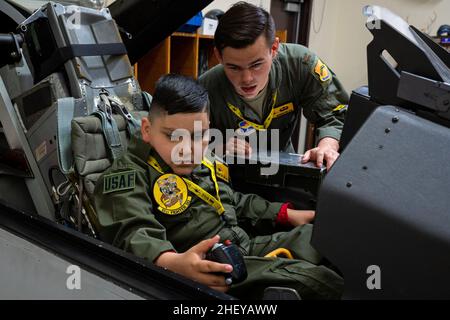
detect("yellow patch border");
top-left (153, 174), bottom-right (191, 215)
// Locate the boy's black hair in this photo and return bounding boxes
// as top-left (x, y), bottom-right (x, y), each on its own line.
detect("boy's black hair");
top-left (149, 74), bottom-right (209, 118)
top-left (214, 2), bottom-right (275, 53)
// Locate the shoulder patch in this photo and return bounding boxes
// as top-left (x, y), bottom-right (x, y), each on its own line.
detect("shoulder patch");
top-left (103, 170), bottom-right (136, 194)
top-left (215, 160), bottom-right (229, 183)
top-left (314, 59), bottom-right (332, 82)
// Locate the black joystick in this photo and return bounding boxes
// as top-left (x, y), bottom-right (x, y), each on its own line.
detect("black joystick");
top-left (206, 241), bottom-right (247, 285)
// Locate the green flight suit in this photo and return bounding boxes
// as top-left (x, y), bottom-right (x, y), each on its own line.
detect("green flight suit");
top-left (199, 43), bottom-right (349, 152)
top-left (93, 136), bottom-right (343, 299)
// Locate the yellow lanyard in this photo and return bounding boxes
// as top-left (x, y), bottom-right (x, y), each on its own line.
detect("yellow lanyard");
top-left (147, 156), bottom-right (225, 215)
top-left (226, 91), bottom-right (278, 131)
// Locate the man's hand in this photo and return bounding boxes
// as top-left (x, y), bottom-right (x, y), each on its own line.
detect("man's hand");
top-left (302, 137), bottom-right (340, 171)
top-left (155, 235), bottom-right (232, 292)
top-left (287, 209), bottom-right (315, 226)
top-left (225, 137), bottom-right (252, 157)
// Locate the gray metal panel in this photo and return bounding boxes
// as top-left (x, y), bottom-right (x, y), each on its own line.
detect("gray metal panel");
top-left (6, 0), bottom-right (47, 14)
top-left (26, 102), bottom-right (59, 195)
top-left (0, 56), bottom-right (33, 100)
top-left (313, 105), bottom-right (450, 299)
top-left (1, 1), bottom-right (26, 24)
top-left (0, 175), bottom-right (35, 214)
top-left (91, 18), bottom-right (133, 82)
top-left (0, 75), bottom-right (55, 220)
top-left (0, 226), bottom-right (143, 300)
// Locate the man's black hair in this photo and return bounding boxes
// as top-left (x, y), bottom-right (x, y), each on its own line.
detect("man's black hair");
top-left (149, 74), bottom-right (209, 118)
top-left (214, 1), bottom-right (275, 53)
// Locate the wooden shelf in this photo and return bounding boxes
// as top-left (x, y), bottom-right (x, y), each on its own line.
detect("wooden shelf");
top-left (198, 34), bottom-right (214, 39)
top-left (170, 34), bottom-right (199, 78)
top-left (136, 31), bottom-right (217, 94)
top-left (172, 32), bottom-right (198, 38)
top-left (136, 30), bottom-right (287, 94)
top-left (137, 37), bottom-right (171, 94)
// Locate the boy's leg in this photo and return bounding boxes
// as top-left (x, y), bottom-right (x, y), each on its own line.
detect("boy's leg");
top-left (249, 224), bottom-right (322, 264)
top-left (228, 256), bottom-right (343, 300)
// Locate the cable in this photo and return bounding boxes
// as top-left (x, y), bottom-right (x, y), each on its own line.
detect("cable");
top-left (48, 166), bottom-right (57, 188)
top-left (312, 0), bottom-right (327, 34)
top-left (57, 180), bottom-right (72, 198)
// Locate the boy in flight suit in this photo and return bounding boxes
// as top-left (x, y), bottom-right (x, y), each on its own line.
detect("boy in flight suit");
top-left (93, 74), bottom-right (343, 299)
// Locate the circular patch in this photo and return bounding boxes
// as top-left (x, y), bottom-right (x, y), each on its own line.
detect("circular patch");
top-left (153, 174), bottom-right (192, 215)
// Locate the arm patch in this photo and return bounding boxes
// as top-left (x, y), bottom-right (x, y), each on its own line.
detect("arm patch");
top-left (103, 170), bottom-right (136, 194)
top-left (313, 59), bottom-right (332, 82)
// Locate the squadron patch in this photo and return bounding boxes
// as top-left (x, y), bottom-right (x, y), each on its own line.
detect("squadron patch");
top-left (103, 170), bottom-right (136, 194)
top-left (153, 174), bottom-right (192, 215)
top-left (314, 59), bottom-right (332, 82)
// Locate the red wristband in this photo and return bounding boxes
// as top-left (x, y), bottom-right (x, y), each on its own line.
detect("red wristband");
top-left (276, 202), bottom-right (294, 226)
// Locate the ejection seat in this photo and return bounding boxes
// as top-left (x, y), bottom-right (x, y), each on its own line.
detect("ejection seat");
top-left (68, 109), bottom-right (148, 237)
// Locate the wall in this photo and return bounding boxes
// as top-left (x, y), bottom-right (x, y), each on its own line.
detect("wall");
top-left (202, 0), bottom-right (271, 14)
top-left (308, 0), bottom-right (450, 94)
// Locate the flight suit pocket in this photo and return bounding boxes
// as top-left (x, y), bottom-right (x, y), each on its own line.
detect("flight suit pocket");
top-left (270, 261), bottom-right (343, 299)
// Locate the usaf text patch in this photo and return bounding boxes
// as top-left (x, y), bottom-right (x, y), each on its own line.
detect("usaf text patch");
top-left (103, 170), bottom-right (136, 194)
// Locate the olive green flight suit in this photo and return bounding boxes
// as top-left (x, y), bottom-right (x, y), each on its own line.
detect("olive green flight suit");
top-left (93, 136), bottom-right (343, 299)
top-left (199, 43), bottom-right (349, 152)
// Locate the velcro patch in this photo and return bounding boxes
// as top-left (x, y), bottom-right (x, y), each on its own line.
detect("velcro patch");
top-left (273, 102), bottom-right (294, 119)
top-left (103, 170), bottom-right (136, 194)
top-left (314, 59), bottom-right (332, 82)
top-left (215, 161), bottom-right (229, 183)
